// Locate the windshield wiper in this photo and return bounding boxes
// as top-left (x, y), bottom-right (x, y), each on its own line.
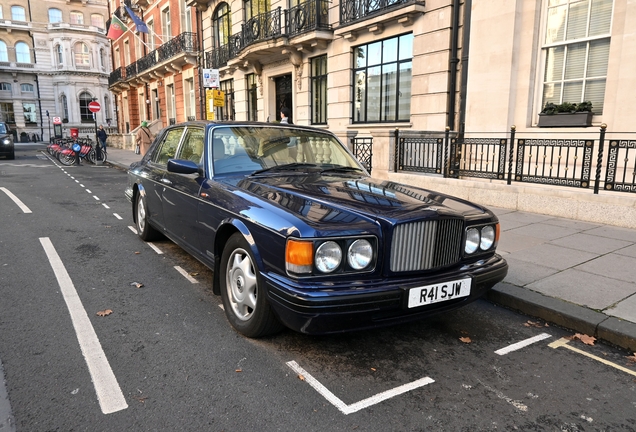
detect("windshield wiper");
top-left (320, 166), bottom-right (365, 174)
top-left (251, 163), bottom-right (321, 176)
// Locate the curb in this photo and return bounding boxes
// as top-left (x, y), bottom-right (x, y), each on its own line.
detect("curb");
top-left (487, 283), bottom-right (636, 352)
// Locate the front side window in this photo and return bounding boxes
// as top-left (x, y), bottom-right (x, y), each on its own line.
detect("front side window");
top-left (23, 103), bottom-right (36, 123)
top-left (11, 6), bottom-right (26, 21)
top-left (21, 83), bottom-right (33, 92)
top-left (216, 79), bottom-right (235, 120)
top-left (49, 8), bottom-right (62, 23)
top-left (246, 74), bottom-right (257, 121)
top-left (0, 103), bottom-right (15, 123)
top-left (541, 0), bottom-right (612, 114)
top-left (91, 14), bottom-right (104, 29)
top-left (74, 43), bottom-right (90, 66)
top-left (353, 33), bottom-right (412, 123)
top-left (70, 11), bottom-right (84, 25)
top-left (154, 127), bottom-right (184, 165)
top-left (177, 127), bottom-right (205, 163)
top-left (212, 3), bottom-right (232, 48)
top-left (15, 42), bottom-right (31, 63)
top-left (0, 41), bottom-right (7, 62)
top-left (311, 55), bottom-right (327, 124)
top-left (79, 92), bottom-right (94, 122)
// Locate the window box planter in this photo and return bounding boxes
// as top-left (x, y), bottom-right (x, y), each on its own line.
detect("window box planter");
top-left (538, 111), bottom-right (593, 127)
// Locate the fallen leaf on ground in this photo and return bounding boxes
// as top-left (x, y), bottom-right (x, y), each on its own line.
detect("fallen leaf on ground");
top-left (459, 337), bottom-right (472, 344)
top-left (190, 272), bottom-right (199, 277)
top-left (524, 320), bottom-right (544, 328)
top-left (626, 353), bottom-right (636, 363)
top-left (96, 309), bottom-right (113, 317)
top-left (370, 368), bottom-right (376, 372)
top-left (134, 396), bottom-right (147, 404)
top-left (134, 251), bottom-right (141, 254)
top-left (130, 282), bottom-right (144, 288)
top-left (573, 333), bottom-right (596, 345)
top-left (235, 369), bottom-right (242, 373)
top-left (298, 374), bottom-right (305, 381)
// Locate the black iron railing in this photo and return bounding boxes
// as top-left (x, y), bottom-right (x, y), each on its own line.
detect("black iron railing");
top-left (158, 32), bottom-right (198, 63)
top-left (125, 62), bottom-right (137, 79)
top-left (340, 0), bottom-right (412, 25)
top-left (108, 67), bottom-right (124, 86)
top-left (352, 137), bottom-right (373, 173)
top-left (136, 51), bottom-right (158, 74)
top-left (394, 126), bottom-right (636, 195)
top-left (244, 8), bottom-right (283, 46)
top-left (286, 0), bottom-right (330, 37)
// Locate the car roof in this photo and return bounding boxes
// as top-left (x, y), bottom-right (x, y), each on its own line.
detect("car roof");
top-left (168, 120), bottom-right (335, 135)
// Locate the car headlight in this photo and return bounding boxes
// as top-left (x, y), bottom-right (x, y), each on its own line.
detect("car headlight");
top-left (315, 241), bottom-right (342, 273)
top-left (465, 228), bottom-right (480, 254)
top-left (480, 225), bottom-right (495, 250)
top-left (347, 239), bottom-right (373, 270)
top-left (2, 138), bottom-right (10, 145)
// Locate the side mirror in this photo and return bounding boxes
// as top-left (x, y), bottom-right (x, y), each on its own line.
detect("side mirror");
top-left (167, 159), bottom-right (200, 175)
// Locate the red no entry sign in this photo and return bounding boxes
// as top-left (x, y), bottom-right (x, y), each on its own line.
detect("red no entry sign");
top-left (88, 101), bottom-right (101, 113)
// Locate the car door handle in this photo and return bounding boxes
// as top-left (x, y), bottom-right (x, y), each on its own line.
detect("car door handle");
top-left (161, 178), bottom-right (172, 185)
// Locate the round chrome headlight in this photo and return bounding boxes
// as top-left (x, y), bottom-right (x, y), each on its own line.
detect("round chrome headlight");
top-left (315, 241), bottom-right (342, 273)
top-left (480, 225), bottom-right (495, 250)
top-left (2, 138), bottom-right (10, 145)
top-left (465, 228), bottom-right (480, 254)
top-left (347, 239), bottom-right (373, 270)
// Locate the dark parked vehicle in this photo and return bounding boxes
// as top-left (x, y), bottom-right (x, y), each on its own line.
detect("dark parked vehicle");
top-left (0, 122), bottom-right (14, 160)
top-left (126, 121), bottom-right (508, 337)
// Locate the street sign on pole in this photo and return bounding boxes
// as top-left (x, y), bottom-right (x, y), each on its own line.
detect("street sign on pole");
top-left (88, 101), bottom-right (101, 113)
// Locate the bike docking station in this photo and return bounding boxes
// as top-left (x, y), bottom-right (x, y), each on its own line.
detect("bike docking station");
top-left (72, 141), bottom-right (82, 166)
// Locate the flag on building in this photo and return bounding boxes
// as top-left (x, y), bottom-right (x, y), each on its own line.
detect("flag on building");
top-left (106, 15), bottom-right (127, 40)
top-left (124, 4), bottom-right (149, 33)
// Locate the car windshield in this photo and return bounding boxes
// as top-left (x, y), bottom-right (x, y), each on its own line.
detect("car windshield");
top-left (210, 126), bottom-right (365, 176)
top-left (0, 124), bottom-right (7, 134)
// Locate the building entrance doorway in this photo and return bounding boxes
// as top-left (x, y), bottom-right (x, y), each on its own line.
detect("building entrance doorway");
top-left (275, 74), bottom-right (292, 122)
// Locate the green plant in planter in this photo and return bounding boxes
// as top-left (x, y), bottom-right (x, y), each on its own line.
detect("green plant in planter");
top-left (541, 101), bottom-right (593, 115)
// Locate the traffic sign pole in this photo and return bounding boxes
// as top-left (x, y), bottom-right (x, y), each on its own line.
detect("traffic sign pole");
top-left (89, 100), bottom-right (102, 163)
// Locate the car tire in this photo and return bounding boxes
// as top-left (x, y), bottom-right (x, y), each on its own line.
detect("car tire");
top-left (220, 233), bottom-right (284, 338)
top-left (135, 193), bottom-right (161, 241)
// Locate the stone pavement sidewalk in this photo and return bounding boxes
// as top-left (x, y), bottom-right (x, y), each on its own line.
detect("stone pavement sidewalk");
top-left (105, 146), bottom-right (636, 352)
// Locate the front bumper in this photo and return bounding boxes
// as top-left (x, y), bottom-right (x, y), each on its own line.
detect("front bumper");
top-left (265, 254), bottom-right (508, 334)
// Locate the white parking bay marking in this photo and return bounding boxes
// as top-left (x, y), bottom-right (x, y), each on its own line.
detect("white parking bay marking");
top-left (148, 243), bottom-right (163, 254)
top-left (0, 187), bottom-right (32, 213)
top-left (39, 237), bottom-right (128, 414)
top-left (549, 337), bottom-right (636, 377)
top-left (495, 333), bottom-right (552, 355)
top-left (128, 226), bottom-right (138, 234)
top-left (174, 266), bottom-right (198, 283)
top-left (113, 213), bottom-right (122, 220)
top-left (286, 360), bottom-right (434, 415)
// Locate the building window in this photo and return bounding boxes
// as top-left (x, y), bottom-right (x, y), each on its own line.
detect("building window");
top-left (74, 43), bottom-right (90, 66)
top-left (185, 78), bottom-right (196, 119)
top-left (21, 83), bottom-right (34, 92)
top-left (23, 103), bottom-right (37, 123)
top-left (311, 55), bottom-right (327, 124)
top-left (61, 95), bottom-right (69, 120)
top-left (114, 47), bottom-right (120, 69)
top-left (15, 42), bottom-right (31, 63)
top-left (181, 0), bottom-right (192, 33)
top-left (91, 14), bottom-right (104, 29)
top-left (0, 82), bottom-right (11, 91)
top-left (70, 11), bottom-right (84, 25)
top-left (162, 8), bottom-right (171, 40)
top-left (1, 103), bottom-right (14, 123)
top-left (542, 0), bottom-right (612, 115)
top-left (0, 7), bottom-right (3, 19)
top-left (244, 0), bottom-right (269, 20)
top-left (79, 92), bottom-right (94, 122)
top-left (49, 8), bottom-right (62, 23)
top-left (167, 84), bottom-right (176, 121)
top-left (353, 33), bottom-right (412, 123)
top-left (0, 41), bottom-right (7, 62)
top-left (55, 44), bottom-right (63, 65)
top-left (124, 40), bottom-right (130, 65)
top-left (99, 48), bottom-right (105, 69)
top-left (213, 3), bottom-right (231, 48)
top-left (247, 74), bottom-right (257, 121)
top-left (11, 6), bottom-right (26, 21)
top-left (104, 95), bottom-right (111, 123)
top-left (216, 79), bottom-right (235, 120)
top-left (148, 21), bottom-right (155, 51)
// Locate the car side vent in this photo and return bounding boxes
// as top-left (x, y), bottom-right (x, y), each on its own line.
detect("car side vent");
top-left (390, 219), bottom-right (464, 272)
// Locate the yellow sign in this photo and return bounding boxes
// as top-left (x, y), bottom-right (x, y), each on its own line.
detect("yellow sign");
top-left (213, 90), bottom-right (225, 107)
top-left (205, 90), bottom-right (215, 120)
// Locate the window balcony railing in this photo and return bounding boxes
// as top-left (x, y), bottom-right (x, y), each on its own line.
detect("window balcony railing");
top-left (205, 0), bottom-right (331, 69)
top-left (157, 32), bottom-right (198, 63)
top-left (109, 67), bottom-right (124, 86)
top-left (340, 0), bottom-right (413, 25)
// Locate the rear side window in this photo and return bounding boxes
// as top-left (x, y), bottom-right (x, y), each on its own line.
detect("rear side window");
top-left (153, 128), bottom-right (184, 165)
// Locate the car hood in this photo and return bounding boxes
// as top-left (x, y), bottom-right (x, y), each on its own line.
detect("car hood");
top-left (231, 174), bottom-right (491, 228)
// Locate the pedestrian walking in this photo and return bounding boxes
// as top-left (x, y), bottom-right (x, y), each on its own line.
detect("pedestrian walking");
top-left (136, 121), bottom-right (154, 156)
top-left (96, 125), bottom-right (108, 155)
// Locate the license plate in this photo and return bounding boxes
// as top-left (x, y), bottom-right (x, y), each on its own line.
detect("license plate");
top-left (407, 277), bottom-right (472, 308)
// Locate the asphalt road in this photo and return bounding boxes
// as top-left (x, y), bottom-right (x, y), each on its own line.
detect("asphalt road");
top-left (1, 145), bottom-right (635, 431)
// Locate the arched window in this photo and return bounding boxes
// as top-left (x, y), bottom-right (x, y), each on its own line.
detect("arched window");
top-left (61, 95), bottom-right (69, 120)
top-left (11, 6), bottom-right (26, 21)
top-left (55, 44), bottom-right (63, 65)
top-left (212, 3), bottom-right (231, 49)
top-left (15, 42), bottom-right (30, 63)
top-left (20, 83), bottom-right (34, 92)
top-left (0, 41), bottom-right (7, 62)
top-left (91, 14), bottom-right (104, 29)
top-left (49, 8), bottom-right (62, 23)
top-left (74, 43), bottom-right (90, 66)
top-left (79, 92), bottom-right (94, 122)
top-left (70, 11), bottom-right (84, 25)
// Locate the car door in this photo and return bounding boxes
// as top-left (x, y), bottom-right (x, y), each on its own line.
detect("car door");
top-left (161, 126), bottom-right (206, 255)
top-left (139, 127), bottom-right (184, 231)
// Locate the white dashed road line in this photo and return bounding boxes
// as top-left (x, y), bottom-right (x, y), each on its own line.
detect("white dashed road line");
top-left (113, 213), bottom-right (122, 220)
top-left (286, 360), bottom-right (434, 415)
top-left (495, 333), bottom-right (552, 355)
top-left (39, 237), bottom-right (128, 414)
top-left (0, 187), bottom-right (32, 214)
top-left (102, 203), bottom-right (110, 209)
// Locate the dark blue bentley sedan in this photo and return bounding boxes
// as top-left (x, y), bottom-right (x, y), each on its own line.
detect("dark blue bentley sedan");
top-left (126, 121), bottom-right (508, 337)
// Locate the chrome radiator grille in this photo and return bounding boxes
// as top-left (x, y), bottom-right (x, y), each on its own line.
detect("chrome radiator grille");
top-left (390, 219), bottom-right (464, 272)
